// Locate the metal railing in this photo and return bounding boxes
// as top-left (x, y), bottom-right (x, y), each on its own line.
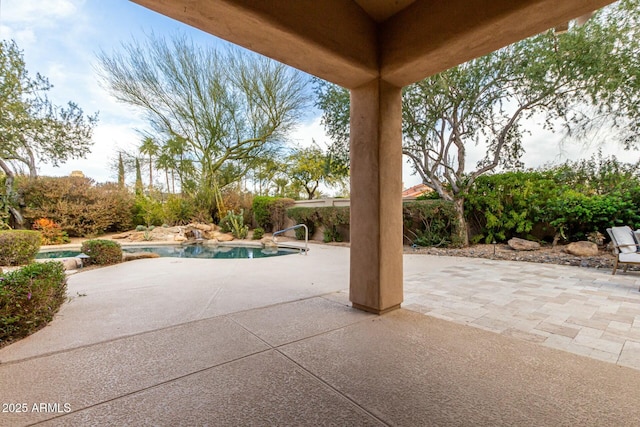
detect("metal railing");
top-left (273, 224), bottom-right (308, 255)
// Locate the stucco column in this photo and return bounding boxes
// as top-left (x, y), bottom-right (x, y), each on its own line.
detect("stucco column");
top-left (349, 78), bottom-right (403, 314)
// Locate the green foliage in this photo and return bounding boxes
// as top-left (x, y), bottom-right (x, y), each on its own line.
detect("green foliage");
top-left (0, 40), bottom-right (98, 227)
top-left (252, 196), bottom-right (275, 230)
top-left (162, 195), bottom-right (195, 226)
top-left (0, 262), bottom-right (67, 347)
top-left (97, 34), bottom-right (309, 199)
top-left (287, 143), bottom-right (346, 200)
top-left (465, 171), bottom-right (557, 243)
top-left (133, 195), bottom-right (163, 227)
top-left (0, 230), bottom-right (41, 266)
top-left (252, 227), bottom-right (264, 240)
top-left (403, 201), bottom-right (462, 247)
top-left (287, 207), bottom-right (319, 240)
top-left (135, 225), bottom-right (146, 232)
top-left (221, 210), bottom-right (248, 239)
top-left (19, 177), bottom-right (134, 237)
top-left (287, 206), bottom-right (349, 242)
top-left (466, 156), bottom-right (640, 243)
top-left (252, 196), bottom-right (294, 232)
top-left (80, 240), bottom-right (123, 266)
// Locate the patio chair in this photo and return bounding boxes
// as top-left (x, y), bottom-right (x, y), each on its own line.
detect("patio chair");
top-left (606, 226), bottom-right (640, 276)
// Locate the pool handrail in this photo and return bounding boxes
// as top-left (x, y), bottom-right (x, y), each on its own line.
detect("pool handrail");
top-left (273, 224), bottom-right (308, 255)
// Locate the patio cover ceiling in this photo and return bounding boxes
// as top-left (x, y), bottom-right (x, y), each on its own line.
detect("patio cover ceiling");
top-left (130, 0), bottom-right (615, 88)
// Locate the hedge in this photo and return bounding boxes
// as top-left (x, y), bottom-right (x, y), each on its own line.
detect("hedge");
top-left (81, 239), bottom-right (123, 266)
top-left (0, 230), bottom-right (41, 266)
top-left (0, 262), bottom-right (67, 347)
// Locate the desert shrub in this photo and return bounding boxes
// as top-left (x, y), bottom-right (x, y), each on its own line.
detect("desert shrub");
top-left (220, 210), bottom-right (248, 239)
top-left (222, 186), bottom-right (253, 225)
top-left (252, 227), bottom-right (265, 240)
top-left (270, 198), bottom-right (295, 231)
top-left (162, 195), bottom-right (195, 226)
top-left (80, 239), bottom-right (123, 266)
top-left (136, 225), bottom-right (146, 231)
top-left (132, 195), bottom-right (163, 227)
top-left (32, 218), bottom-right (70, 245)
top-left (403, 201), bottom-right (461, 247)
top-left (0, 262), bottom-right (67, 346)
top-left (287, 206), bottom-right (349, 242)
top-left (252, 196), bottom-right (275, 230)
top-left (287, 207), bottom-right (319, 240)
top-left (0, 230), bottom-right (41, 266)
top-left (19, 177), bottom-right (134, 237)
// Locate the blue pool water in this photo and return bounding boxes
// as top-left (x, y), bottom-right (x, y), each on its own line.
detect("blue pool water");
top-left (36, 245), bottom-right (299, 260)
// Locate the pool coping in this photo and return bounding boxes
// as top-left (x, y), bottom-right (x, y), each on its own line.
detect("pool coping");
top-left (37, 239), bottom-right (309, 256)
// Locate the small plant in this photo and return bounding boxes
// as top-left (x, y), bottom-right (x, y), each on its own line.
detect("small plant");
top-left (0, 261), bottom-right (67, 347)
top-left (135, 225), bottom-right (146, 232)
top-left (32, 218), bottom-right (70, 245)
top-left (0, 230), bottom-right (41, 266)
top-left (221, 210), bottom-right (248, 239)
top-left (80, 239), bottom-right (123, 266)
top-left (252, 227), bottom-right (265, 240)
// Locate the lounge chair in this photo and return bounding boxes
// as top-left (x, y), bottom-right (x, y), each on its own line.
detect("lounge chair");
top-left (606, 226), bottom-right (640, 276)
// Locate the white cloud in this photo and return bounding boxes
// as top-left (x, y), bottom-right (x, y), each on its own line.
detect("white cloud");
top-left (2, 0), bottom-right (80, 24)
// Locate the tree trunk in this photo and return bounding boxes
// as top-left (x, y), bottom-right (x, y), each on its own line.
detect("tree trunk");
top-left (453, 197), bottom-right (469, 247)
top-left (0, 158), bottom-right (24, 226)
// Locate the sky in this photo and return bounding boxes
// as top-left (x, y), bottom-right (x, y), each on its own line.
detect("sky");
top-left (1, 0), bottom-right (638, 189)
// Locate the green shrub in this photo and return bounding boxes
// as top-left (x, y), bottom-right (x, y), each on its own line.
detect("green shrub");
top-left (0, 230), bottom-right (41, 266)
top-left (80, 239), bottom-right (123, 266)
top-left (135, 225), bottom-right (147, 232)
top-left (403, 201), bottom-right (461, 247)
top-left (162, 195), bottom-right (195, 226)
top-left (287, 207), bottom-right (319, 240)
top-left (252, 196), bottom-right (275, 230)
top-left (252, 227), bottom-right (265, 240)
top-left (252, 196), bottom-right (295, 232)
top-left (0, 262), bottom-right (67, 347)
top-left (133, 195), bottom-right (163, 227)
top-left (287, 206), bottom-right (349, 242)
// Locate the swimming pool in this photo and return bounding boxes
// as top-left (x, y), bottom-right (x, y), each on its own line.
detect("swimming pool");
top-left (36, 244), bottom-right (301, 260)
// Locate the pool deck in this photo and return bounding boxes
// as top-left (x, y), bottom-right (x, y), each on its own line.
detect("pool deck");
top-left (3, 243), bottom-right (640, 425)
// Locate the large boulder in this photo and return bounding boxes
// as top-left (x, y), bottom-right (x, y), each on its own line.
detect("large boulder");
top-left (62, 258), bottom-right (81, 270)
top-left (564, 241), bottom-right (599, 257)
top-left (508, 237), bottom-right (540, 251)
top-left (212, 232), bottom-right (234, 242)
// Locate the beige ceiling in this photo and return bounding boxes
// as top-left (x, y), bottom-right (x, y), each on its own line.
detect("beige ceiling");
top-left (131, 0), bottom-right (615, 88)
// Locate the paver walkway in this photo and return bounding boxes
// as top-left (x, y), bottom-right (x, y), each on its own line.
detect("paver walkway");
top-left (403, 255), bottom-right (640, 369)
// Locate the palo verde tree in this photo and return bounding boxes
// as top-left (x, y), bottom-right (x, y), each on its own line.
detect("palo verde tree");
top-left (97, 34), bottom-right (309, 217)
top-left (288, 142), bottom-right (348, 199)
top-left (0, 40), bottom-right (98, 226)
top-left (315, 0), bottom-right (640, 245)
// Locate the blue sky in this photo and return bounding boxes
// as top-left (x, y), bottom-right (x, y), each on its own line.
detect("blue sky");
top-left (1, 0), bottom-right (638, 187)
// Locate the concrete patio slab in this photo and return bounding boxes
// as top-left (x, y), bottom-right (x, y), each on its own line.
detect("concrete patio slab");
top-left (3, 246), bottom-right (640, 425)
top-left (37, 351), bottom-right (383, 427)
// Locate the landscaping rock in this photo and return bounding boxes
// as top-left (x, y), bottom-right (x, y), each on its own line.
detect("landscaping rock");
top-left (62, 258), bottom-right (81, 270)
top-left (564, 241), bottom-right (599, 257)
top-left (123, 252), bottom-right (161, 262)
top-left (174, 235), bottom-right (188, 242)
top-left (111, 232), bottom-right (133, 239)
top-left (508, 238), bottom-right (540, 251)
top-left (212, 232), bottom-right (234, 242)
